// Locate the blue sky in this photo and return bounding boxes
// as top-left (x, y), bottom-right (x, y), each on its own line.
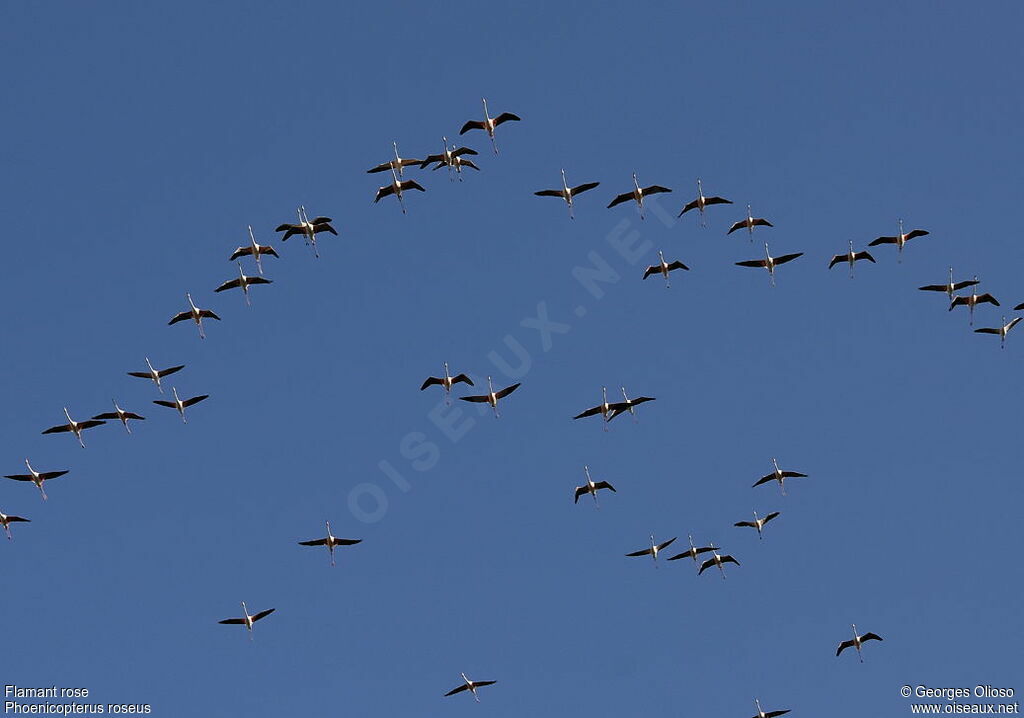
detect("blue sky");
top-left (2, 2), bottom-right (1022, 715)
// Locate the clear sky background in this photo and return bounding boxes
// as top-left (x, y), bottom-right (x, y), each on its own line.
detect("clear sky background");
top-left (2, 2), bottom-right (1022, 716)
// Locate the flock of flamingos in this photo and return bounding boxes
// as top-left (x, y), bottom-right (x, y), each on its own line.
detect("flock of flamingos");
top-left (4, 96), bottom-right (1021, 713)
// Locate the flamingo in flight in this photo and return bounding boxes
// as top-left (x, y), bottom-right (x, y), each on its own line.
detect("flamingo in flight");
top-left (752, 458), bottom-right (808, 496)
top-left (92, 400), bottom-right (146, 434)
top-left (215, 262), bottom-right (273, 306)
top-left (420, 137), bottom-right (479, 179)
top-left (573, 465), bottom-right (616, 507)
top-left (728, 205), bottom-right (773, 240)
top-left (828, 241), bottom-right (876, 278)
top-left (4, 459), bottom-right (69, 501)
top-left (444, 673), bottom-right (497, 702)
top-left (868, 218), bottom-right (928, 261)
top-left (666, 535), bottom-right (719, 570)
top-left (152, 387), bottom-right (209, 424)
top-left (626, 534), bottom-right (677, 568)
top-left (374, 166), bottom-right (426, 214)
top-left (420, 363), bottom-right (474, 404)
top-left (698, 543), bottom-right (741, 579)
top-left (534, 169), bottom-right (600, 219)
top-left (734, 510), bottom-right (781, 540)
top-left (298, 521), bottom-right (362, 566)
top-left (643, 250), bottom-right (689, 288)
top-left (918, 267), bottom-right (978, 300)
top-left (974, 316), bottom-right (1021, 348)
top-left (127, 357), bottom-right (184, 394)
top-left (459, 97), bottom-right (521, 153)
top-left (607, 387), bottom-right (656, 422)
top-left (572, 386), bottom-right (628, 429)
top-left (677, 178), bottom-right (732, 226)
top-left (458, 377), bottom-right (520, 417)
top-left (366, 141), bottom-right (422, 177)
top-left (229, 225), bottom-right (279, 276)
top-left (168, 293), bottom-right (220, 339)
top-left (42, 408), bottom-right (105, 448)
top-left (218, 601), bottom-right (276, 641)
top-left (836, 624), bottom-right (883, 662)
top-left (275, 205), bottom-right (337, 258)
top-left (0, 509), bottom-right (30, 540)
top-left (949, 279), bottom-right (999, 325)
top-left (607, 173), bottom-right (672, 220)
top-left (736, 243), bottom-right (803, 287)
top-left (752, 698), bottom-right (791, 718)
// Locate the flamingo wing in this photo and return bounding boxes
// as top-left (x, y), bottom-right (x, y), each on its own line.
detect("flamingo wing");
top-left (704, 196), bottom-right (732, 206)
top-left (677, 199), bottom-right (699, 216)
top-left (737, 259), bottom-right (769, 268)
top-left (42, 424), bottom-right (72, 435)
top-left (218, 618), bottom-right (246, 625)
top-left (573, 406), bottom-right (602, 419)
top-left (299, 538), bottom-right (328, 546)
top-left (727, 220), bottom-right (747, 235)
top-left (855, 251), bottom-right (877, 263)
top-left (229, 246), bottom-right (253, 261)
top-left (420, 376), bottom-right (443, 390)
top-left (182, 395), bottom-right (209, 408)
top-left (459, 120), bottom-right (487, 135)
top-left (869, 235), bottom-right (897, 246)
top-left (570, 182), bottom-right (600, 196)
top-left (495, 383), bottom-right (520, 399)
top-left (828, 254), bottom-right (845, 269)
top-left (215, 278), bottom-right (242, 292)
top-left (836, 639), bottom-right (856, 656)
top-left (861, 632), bottom-right (883, 643)
top-left (39, 470), bottom-right (70, 480)
top-left (451, 374), bottom-right (474, 386)
top-left (158, 365), bottom-right (186, 378)
top-left (905, 229), bottom-right (929, 240)
top-left (666, 260), bottom-right (690, 271)
top-left (168, 311), bottom-right (192, 326)
top-left (493, 112), bottom-right (520, 126)
top-left (459, 394), bottom-right (490, 403)
top-left (198, 310), bottom-right (221, 320)
top-left (626, 547), bottom-right (654, 557)
top-left (534, 189), bottom-right (563, 198)
top-left (444, 684), bottom-right (470, 697)
top-left (251, 608), bottom-right (276, 622)
top-left (642, 265), bottom-right (659, 280)
top-left (773, 252), bottom-right (803, 265)
top-left (607, 191), bottom-right (635, 208)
